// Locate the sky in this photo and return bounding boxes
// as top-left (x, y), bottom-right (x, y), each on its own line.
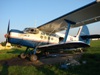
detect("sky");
top-left (0, 0), bottom-right (100, 42)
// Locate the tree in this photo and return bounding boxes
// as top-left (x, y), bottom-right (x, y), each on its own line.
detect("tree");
top-left (0, 41), bottom-right (6, 46)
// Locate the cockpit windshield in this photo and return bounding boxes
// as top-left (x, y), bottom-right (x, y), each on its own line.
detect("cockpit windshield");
top-left (23, 28), bottom-right (39, 34)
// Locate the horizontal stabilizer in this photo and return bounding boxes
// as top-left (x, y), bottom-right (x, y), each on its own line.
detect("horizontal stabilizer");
top-left (81, 34), bottom-right (100, 39)
top-left (38, 42), bottom-right (90, 50)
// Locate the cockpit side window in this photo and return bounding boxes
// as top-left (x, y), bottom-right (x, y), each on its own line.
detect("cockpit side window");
top-left (24, 28), bottom-right (39, 34)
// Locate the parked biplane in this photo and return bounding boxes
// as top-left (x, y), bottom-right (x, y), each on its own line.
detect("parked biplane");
top-left (5, 0), bottom-right (100, 61)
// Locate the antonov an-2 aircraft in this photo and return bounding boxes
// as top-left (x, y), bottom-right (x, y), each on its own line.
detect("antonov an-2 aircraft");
top-left (5, 0), bottom-right (100, 61)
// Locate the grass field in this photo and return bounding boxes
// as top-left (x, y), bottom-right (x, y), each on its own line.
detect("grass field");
top-left (0, 40), bottom-right (100, 75)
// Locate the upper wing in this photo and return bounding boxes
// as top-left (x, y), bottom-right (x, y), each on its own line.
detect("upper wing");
top-left (37, 0), bottom-right (100, 34)
top-left (37, 41), bottom-right (90, 50)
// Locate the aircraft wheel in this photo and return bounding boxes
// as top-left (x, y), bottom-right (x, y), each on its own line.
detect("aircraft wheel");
top-left (20, 53), bottom-right (26, 59)
top-left (30, 54), bottom-right (37, 62)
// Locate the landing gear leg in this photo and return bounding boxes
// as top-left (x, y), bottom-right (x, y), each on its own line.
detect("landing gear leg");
top-left (29, 48), bottom-right (38, 62)
top-left (20, 47), bottom-right (29, 59)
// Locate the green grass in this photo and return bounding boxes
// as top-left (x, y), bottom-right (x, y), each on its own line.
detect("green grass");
top-left (0, 65), bottom-right (66, 75)
top-left (0, 40), bottom-right (100, 75)
top-left (0, 47), bottom-right (25, 60)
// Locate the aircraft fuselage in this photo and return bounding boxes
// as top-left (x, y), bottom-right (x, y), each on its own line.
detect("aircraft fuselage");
top-left (8, 28), bottom-right (79, 48)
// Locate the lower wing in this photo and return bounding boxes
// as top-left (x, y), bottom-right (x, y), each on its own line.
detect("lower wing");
top-left (37, 41), bottom-right (90, 50)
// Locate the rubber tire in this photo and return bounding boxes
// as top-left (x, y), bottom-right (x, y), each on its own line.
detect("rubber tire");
top-left (30, 55), bottom-right (37, 62)
top-left (20, 53), bottom-right (26, 59)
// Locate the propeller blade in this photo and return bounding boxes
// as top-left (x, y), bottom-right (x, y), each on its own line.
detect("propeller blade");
top-left (7, 20), bottom-right (10, 34)
top-left (6, 20), bottom-right (10, 43)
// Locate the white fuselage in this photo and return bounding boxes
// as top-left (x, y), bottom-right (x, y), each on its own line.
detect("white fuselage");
top-left (9, 29), bottom-right (79, 45)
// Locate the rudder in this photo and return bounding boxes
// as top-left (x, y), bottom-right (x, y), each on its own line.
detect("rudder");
top-left (76, 25), bottom-right (90, 45)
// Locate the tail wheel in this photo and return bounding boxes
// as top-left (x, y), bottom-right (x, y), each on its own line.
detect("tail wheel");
top-left (30, 54), bottom-right (37, 62)
top-left (20, 53), bottom-right (26, 59)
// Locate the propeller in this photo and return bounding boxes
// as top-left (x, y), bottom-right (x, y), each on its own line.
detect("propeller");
top-left (5, 20), bottom-right (10, 43)
top-left (7, 20), bottom-right (10, 34)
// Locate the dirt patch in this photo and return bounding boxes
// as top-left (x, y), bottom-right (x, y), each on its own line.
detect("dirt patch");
top-left (0, 53), bottom-right (82, 66)
top-left (0, 57), bottom-right (34, 66)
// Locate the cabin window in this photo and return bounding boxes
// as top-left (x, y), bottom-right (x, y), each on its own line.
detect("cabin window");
top-left (40, 36), bottom-right (43, 39)
top-left (51, 38), bottom-right (53, 40)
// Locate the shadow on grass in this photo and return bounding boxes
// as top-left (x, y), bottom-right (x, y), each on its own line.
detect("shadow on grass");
top-left (0, 61), bottom-right (9, 75)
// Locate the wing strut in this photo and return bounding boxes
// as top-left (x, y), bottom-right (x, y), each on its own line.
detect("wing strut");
top-left (63, 20), bottom-right (76, 43)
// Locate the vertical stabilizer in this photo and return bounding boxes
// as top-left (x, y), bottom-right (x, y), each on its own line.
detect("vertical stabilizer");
top-left (76, 25), bottom-right (90, 45)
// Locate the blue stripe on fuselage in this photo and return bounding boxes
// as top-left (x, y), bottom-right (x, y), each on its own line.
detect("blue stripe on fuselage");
top-left (9, 29), bottom-right (38, 48)
top-left (9, 38), bottom-right (39, 48)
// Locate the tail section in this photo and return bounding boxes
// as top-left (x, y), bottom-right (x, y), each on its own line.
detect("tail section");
top-left (76, 25), bottom-right (90, 45)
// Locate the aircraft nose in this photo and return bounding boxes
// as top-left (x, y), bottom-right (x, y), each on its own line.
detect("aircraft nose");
top-left (4, 34), bottom-right (9, 38)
